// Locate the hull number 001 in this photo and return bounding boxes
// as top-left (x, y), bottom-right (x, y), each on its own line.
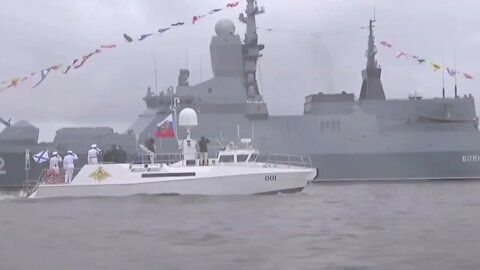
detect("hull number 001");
top-left (265, 175), bottom-right (277, 181)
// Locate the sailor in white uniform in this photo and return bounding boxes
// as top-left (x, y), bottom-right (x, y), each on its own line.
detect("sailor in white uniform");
top-left (49, 152), bottom-right (62, 174)
top-left (49, 152), bottom-right (62, 183)
top-left (87, 144), bottom-right (102, 164)
top-left (63, 150), bottom-right (78, 183)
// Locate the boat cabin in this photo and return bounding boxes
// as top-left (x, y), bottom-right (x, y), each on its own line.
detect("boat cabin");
top-left (216, 139), bottom-right (258, 164)
top-left (130, 138), bottom-right (259, 169)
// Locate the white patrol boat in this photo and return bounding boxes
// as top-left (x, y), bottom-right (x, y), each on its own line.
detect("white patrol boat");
top-left (22, 108), bottom-right (317, 198)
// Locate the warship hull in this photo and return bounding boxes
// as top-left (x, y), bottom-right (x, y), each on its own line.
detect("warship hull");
top-left (128, 110), bottom-right (480, 183)
top-left (0, 152), bottom-right (89, 188)
top-left (3, 107), bottom-right (480, 187)
top-left (0, 152), bottom-right (33, 189)
top-left (312, 151), bottom-right (480, 181)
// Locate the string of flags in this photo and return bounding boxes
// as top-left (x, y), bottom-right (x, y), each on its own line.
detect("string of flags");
top-left (379, 41), bottom-right (474, 80)
top-left (0, 2), bottom-right (240, 93)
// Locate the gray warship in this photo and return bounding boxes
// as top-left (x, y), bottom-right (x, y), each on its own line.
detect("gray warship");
top-left (129, 0), bottom-right (480, 181)
top-left (2, 0), bottom-right (480, 189)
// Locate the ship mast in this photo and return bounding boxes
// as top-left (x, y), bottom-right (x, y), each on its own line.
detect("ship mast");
top-left (240, 0), bottom-right (265, 100)
top-left (359, 18), bottom-right (386, 101)
top-left (366, 19), bottom-right (378, 71)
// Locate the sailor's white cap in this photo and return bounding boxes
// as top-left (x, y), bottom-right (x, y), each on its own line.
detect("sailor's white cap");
top-left (67, 150), bottom-right (73, 154)
top-left (52, 151), bottom-right (58, 155)
top-left (91, 144), bottom-right (97, 148)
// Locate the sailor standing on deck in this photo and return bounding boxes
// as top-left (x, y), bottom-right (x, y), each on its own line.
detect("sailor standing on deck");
top-left (63, 151), bottom-right (78, 183)
top-left (49, 152), bottom-right (62, 183)
top-left (87, 144), bottom-right (103, 164)
top-left (199, 136), bottom-right (210, 166)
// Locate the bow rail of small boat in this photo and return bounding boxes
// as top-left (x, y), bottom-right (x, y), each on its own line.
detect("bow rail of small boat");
top-left (22, 168), bottom-right (83, 197)
top-left (135, 152), bottom-right (313, 168)
top-left (264, 154), bottom-right (313, 168)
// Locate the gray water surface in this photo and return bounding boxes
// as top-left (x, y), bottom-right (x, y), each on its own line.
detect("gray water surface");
top-left (1, 182), bottom-right (480, 270)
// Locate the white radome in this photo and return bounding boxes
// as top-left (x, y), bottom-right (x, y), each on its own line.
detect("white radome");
top-left (215, 19), bottom-right (235, 36)
top-left (178, 108), bottom-right (198, 127)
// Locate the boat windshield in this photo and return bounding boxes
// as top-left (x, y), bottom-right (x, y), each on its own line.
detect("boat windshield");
top-left (248, 154), bottom-right (257, 162)
top-left (219, 155), bottom-right (235, 163)
top-left (237, 154), bottom-right (249, 162)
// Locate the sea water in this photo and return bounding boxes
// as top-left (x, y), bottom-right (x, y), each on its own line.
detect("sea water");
top-left (1, 181), bottom-right (480, 270)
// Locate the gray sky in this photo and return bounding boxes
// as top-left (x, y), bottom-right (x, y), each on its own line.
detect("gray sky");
top-left (1, 0), bottom-right (479, 139)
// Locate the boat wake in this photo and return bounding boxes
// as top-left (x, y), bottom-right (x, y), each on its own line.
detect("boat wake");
top-left (0, 191), bottom-right (23, 200)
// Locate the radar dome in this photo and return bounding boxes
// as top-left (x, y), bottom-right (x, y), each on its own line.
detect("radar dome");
top-left (215, 19), bottom-right (235, 36)
top-left (178, 108), bottom-right (198, 127)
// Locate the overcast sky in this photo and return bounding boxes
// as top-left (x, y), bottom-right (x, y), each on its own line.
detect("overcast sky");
top-left (1, 0), bottom-right (479, 139)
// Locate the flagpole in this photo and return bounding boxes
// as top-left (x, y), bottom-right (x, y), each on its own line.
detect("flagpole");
top-left (454, 47), bottom-right (458, 98)
top-left (441, 0), bottom-right (446, 99)
top-left (158, 136), bottom-right (161, 154)
top-left (442, 54), bottom-right (445, 99)
top-left (154, 57), bottom-right (158, 94)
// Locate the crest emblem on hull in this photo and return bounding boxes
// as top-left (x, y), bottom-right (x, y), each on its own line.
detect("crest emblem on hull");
top-left (89, 166), bottom-right (111, 181)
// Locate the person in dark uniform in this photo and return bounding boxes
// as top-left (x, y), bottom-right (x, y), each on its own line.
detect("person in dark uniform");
top-left (103, 144), bottom-right (117, 163)
top-left (116, 145), bottom-right (128, 163)
top-left (145, 138), bottom-right (155, 153)
top-left (198, 136), bottom-right (210, 166)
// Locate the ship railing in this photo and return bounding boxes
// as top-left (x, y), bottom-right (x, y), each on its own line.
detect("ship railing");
top-left (22, 167), bottom-right (83, 195)
top-left (264, 154), bottom-right (313, 168)
top-left (156, 153), bottom-right (184, 164)
top-left (22, 178), bottom-right (42, 198)
top-left (130, 153), bottom-right (184, 167)
top-left (23, 169), bottom-right (51, 197)
top-left (131, 153), bottom-right (221, 165)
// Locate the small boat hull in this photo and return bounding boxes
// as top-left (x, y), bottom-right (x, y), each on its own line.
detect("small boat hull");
top-left (28, 164), bottom-right (316, 198)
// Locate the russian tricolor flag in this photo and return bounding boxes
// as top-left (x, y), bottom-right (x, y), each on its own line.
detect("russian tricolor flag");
top-left (156, 114), bottom-right (176, 138)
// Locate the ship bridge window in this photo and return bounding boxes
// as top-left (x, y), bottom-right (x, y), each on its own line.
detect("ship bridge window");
top-left (219, 155), bottom-right (235, 163)
top-left (248, 154), bottom-right (257, 162)
top-left (236, 154), bottom-right (249, 162)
